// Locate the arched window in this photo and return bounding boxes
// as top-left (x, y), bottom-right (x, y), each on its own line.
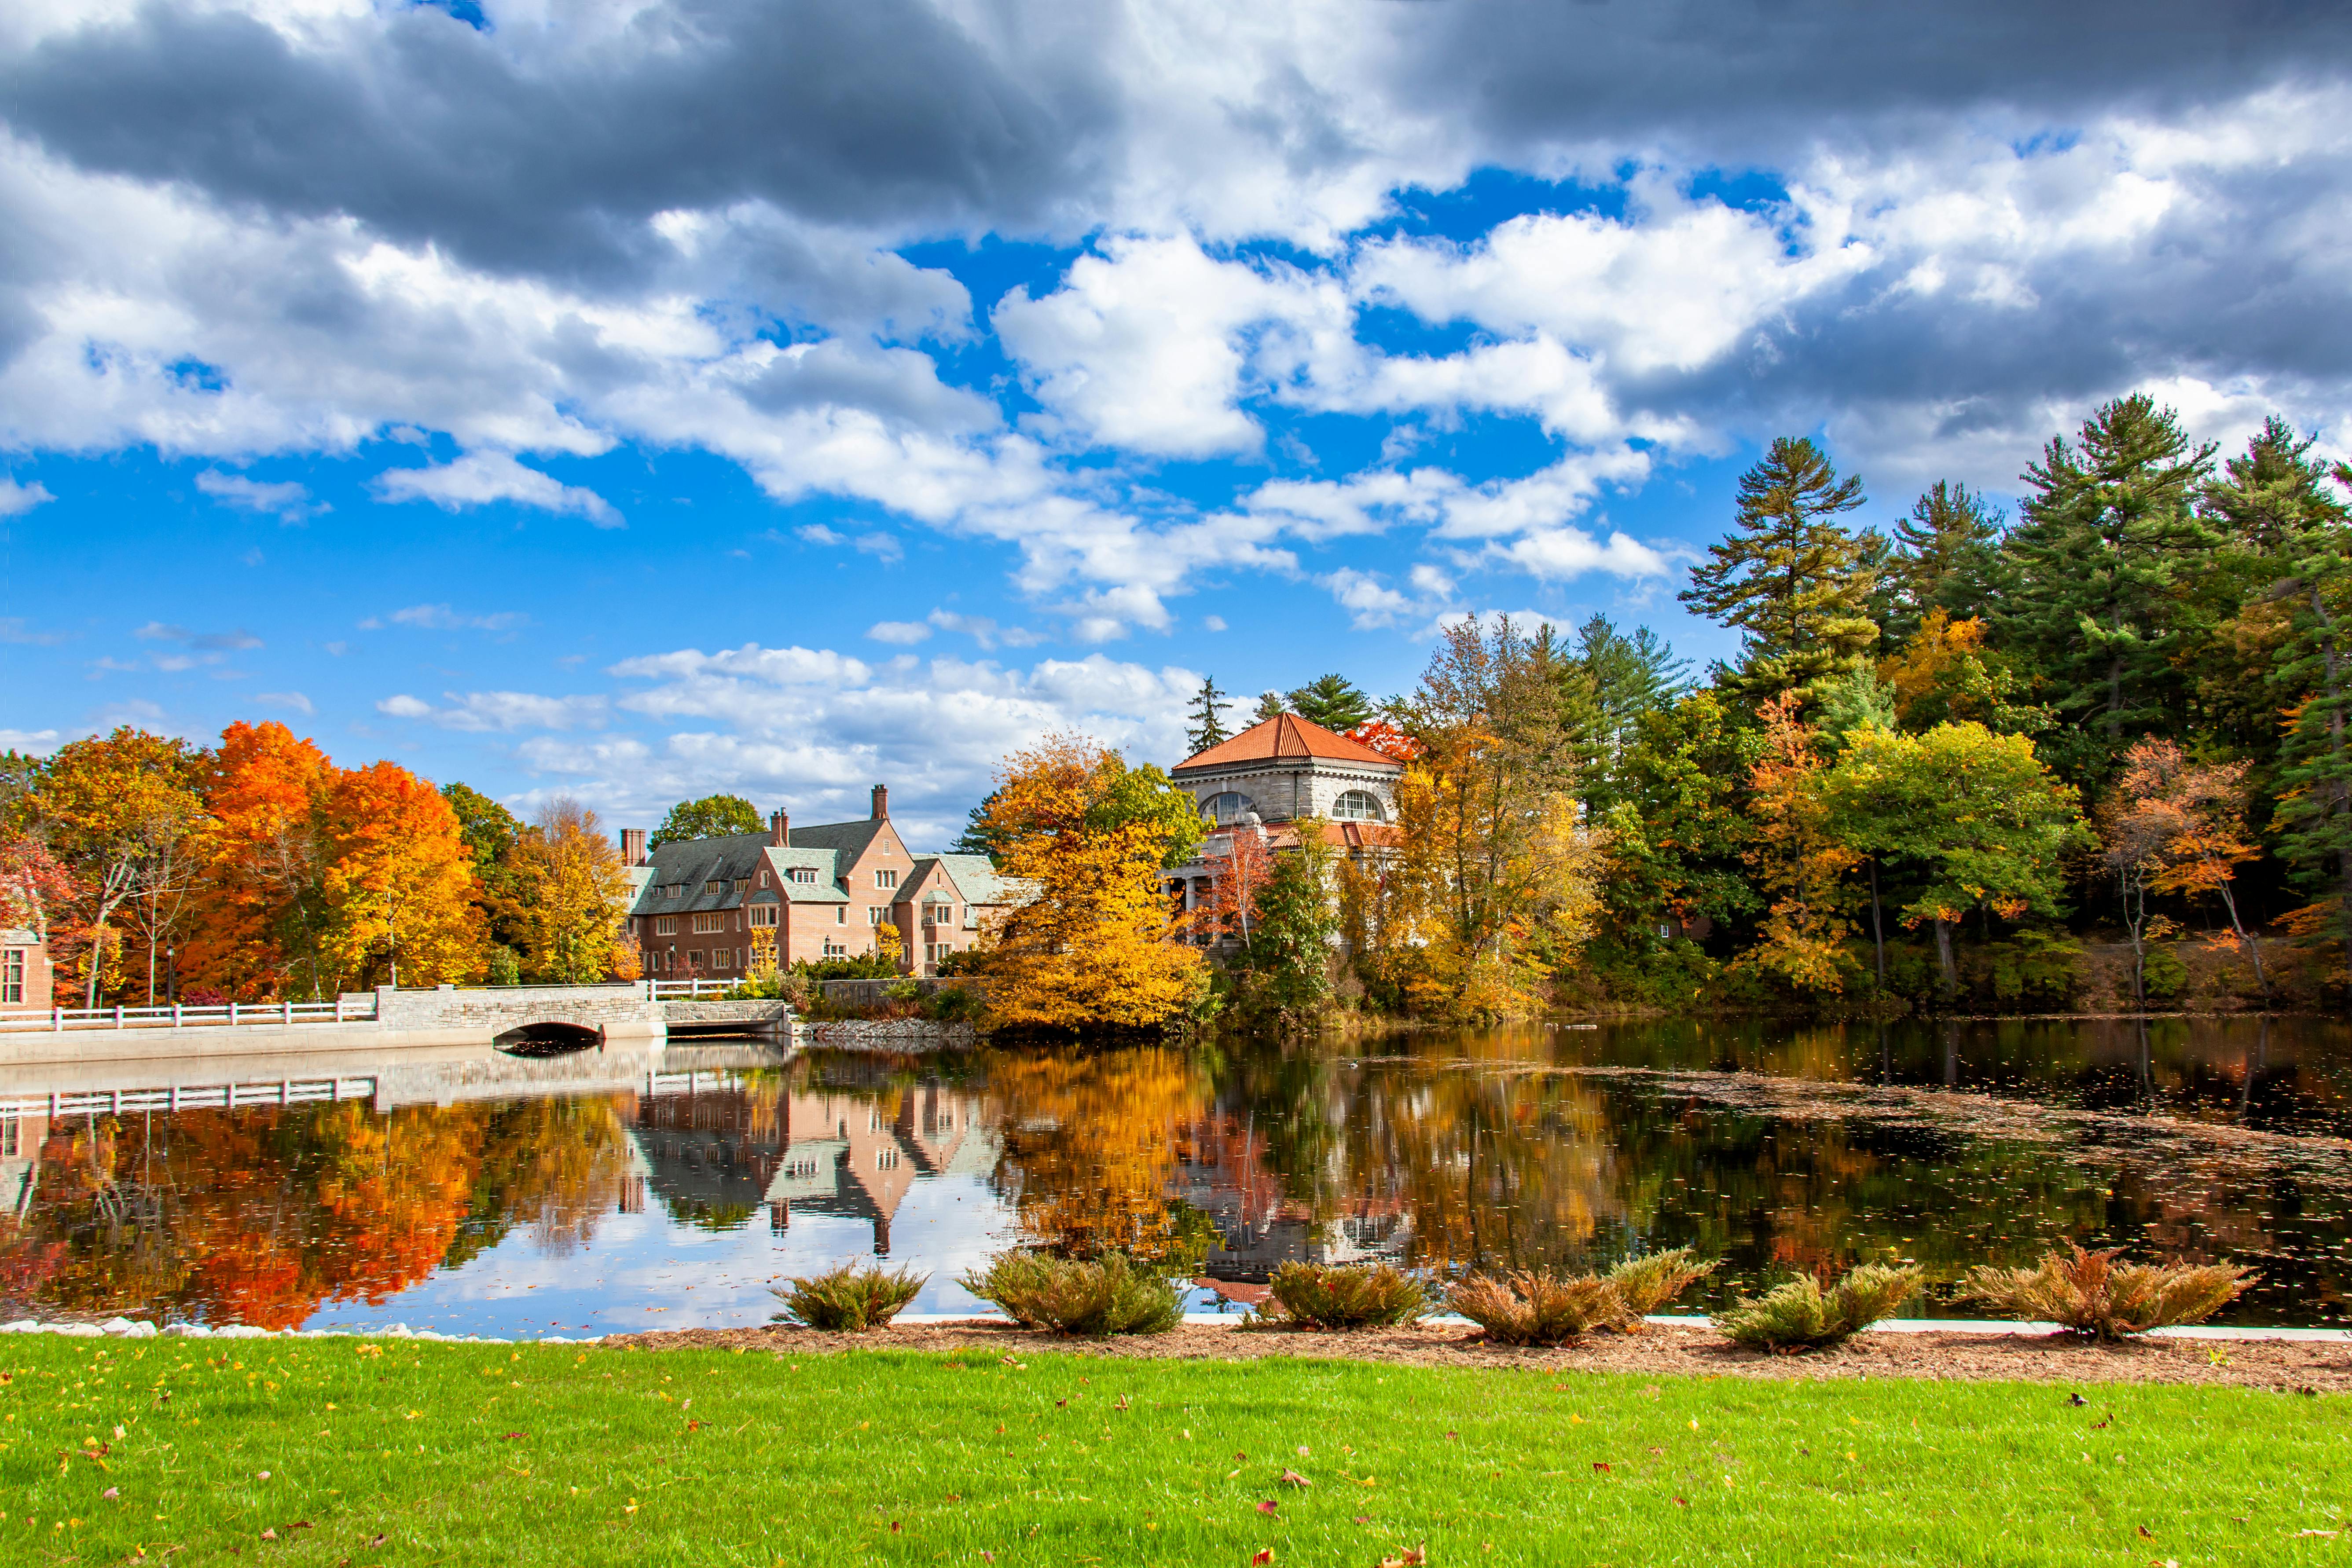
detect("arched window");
top-left (1332, 789), bottom-right (1385, 822)
top-left (1199, 791), bottom-right (1256, 825)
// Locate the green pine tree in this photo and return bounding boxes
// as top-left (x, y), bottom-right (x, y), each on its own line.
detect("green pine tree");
top-left (1284, 673), bottom-right (1373, 731)
top-left (1184, 678), bottom-right (1234, 755)
top-left (2206, 420), bottom-right (2352, 984)
top-left (1679, 436), bottom-right (1878, 701)
top-left (1994, 395), bottom-right (2218, 780)
top-left (1884, 480), bottom-right (2005, 641)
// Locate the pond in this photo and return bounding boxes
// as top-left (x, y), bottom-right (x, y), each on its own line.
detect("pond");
top-left (3, 1015), bottom-right (2348, 1336)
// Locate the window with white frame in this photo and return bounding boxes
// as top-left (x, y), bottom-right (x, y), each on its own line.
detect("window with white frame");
top-left (654, 916), bottom-right (678, 936)
top-left (875, 868), bottom-right (899, 890)
top-left (1200, 791), bottom-right (1255, 825)
top-left (1332, 789), bottom-right (1386, 822)
top-left (687, 950), bottom-right (704, 969)
top-left (822, 938), bottom-right (846, 957)
top-left (834, 906), bottom-right (846, 924)
top-left (867, 906), bottom-right (884, 926)
top-left (790, 866), bottom-right (818, 884)
top-left (747, 904), bottom-right (778, 928)
top-left (704, 879), bottom-right (728, 896)
top-left (758, 870), bottom-right (770, 888)
top-left (692, 912), bottom-right (725, 934)
top-left (1, 949), bottom-right (20, 1005)
top-left (734, 878), bottom-right (750, 894)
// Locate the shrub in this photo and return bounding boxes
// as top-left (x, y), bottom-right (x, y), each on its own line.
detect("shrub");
top-left (1608, 1247), bottom-right (1716, 1316)
top-left (1959, 1244), bottom-right (2256, 1339)
top-left (1449, 1272), bottom-right (1625, 1345)
top-left (1264, 1262), bottom-right (1429, 1329)
top-left (1447, 1249), bottom-right (1715, 1346)
top-left (923, 983), bottom-right (987, 1023)
top-left (958, 1252), bottom-right (1183, 1337)
top-left (773, 1262), bottom-right (928, 1332)
top-left (1714, 1264), bottom-right (1924, 1352)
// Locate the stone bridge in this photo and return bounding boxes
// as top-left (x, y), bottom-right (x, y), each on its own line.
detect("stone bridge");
top-left (372, 984), bottom-right (667, 1053)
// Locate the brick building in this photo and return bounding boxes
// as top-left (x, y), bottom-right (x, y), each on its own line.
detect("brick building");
top-left (0, 928), bottom-right (53, 1014)
top-left (624, 785), bottom-right (1015, 979)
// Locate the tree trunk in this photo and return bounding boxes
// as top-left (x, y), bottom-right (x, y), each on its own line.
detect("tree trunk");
top-left (1868, 860), bottom-right (1887, 992)
top-left (2212, 879), bottom-right (2270, 1006)
top-left (2120, 869), bottom-right (2147, 1010)
top-left (1932, 916), bottom-right (1957, 999)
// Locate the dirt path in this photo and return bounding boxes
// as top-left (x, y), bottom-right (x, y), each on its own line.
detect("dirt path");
top-left (608, 1319), bottom-right (2348, 1393)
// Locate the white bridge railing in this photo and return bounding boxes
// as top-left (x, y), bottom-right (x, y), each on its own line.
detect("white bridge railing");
top-left (0, 997), bottom-right (381, 1033)
top-left (647, 979), bottom-right (746, 999)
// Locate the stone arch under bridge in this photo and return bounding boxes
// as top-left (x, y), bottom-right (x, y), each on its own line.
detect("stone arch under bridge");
top-left (367, 984), bottom-right (666, 1055)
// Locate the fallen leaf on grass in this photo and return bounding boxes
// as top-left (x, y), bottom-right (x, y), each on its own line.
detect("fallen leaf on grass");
top-left (1673, 1497), bottom-right (1689, 1508)
top-left (1379, 1548), bottom-right (1426, 1568)
top-left (1592, 1462), bottom-right (1611, 1474)
top-left (2138, 1526), bottom-right (2153, 1539)
top-left (2297, 1530), bottom-right (2339, 1538)
top-left (502, 1432), bottom-right (526, 1442)
top-left (261, 1529), bottom-right (278, 1541)
top-left (1279, 1469), bottom-right (1310, 1489)
top-left (102, 1488), bottom-right (119, 1500)
top-left (1256, 1500), bottom-right (1278, 1516)
top-left (1250, 1552), bottom-right (1274, 1566)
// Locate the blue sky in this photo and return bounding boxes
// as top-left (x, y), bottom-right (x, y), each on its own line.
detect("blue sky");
top-left (2, 0), bottom-right (2348, 848)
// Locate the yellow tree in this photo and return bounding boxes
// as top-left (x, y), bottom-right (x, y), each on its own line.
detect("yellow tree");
top-left (974, 735), bottom-right (1204, 1029)
top-left (28, 728), bottom-right (208, 1007)
top-left (1742, 694), bottom-right (1859, 992)
top-left (321, 761), bottom-right (483, 989)
top-left (513, 797), bottom-right (638, 983)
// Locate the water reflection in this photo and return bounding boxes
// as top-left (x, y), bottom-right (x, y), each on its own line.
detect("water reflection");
top-left (0, 1015), bottom-right (2348, 1332)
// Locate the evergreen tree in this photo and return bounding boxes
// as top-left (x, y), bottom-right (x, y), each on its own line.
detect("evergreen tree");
top-left (1183, 677), bottom-right (1234, 755)
top-left (1562, 614), bottom-right (1690, 813)
top-left (2204, 421), bottom-right (2352, 983)
top-left (1679, 437), bottom-right (1877, 700)
top-left (1994, 395), bottom-right (2218, 779)
top-left (1284, 673), bottom-right (1373, 731)
top-left (1252, 690), bottom-right (1289, 722)
top-left (951, 788), bottom-right (1008, 866)
top-left (1885, 481), bottom-right (2005, 641)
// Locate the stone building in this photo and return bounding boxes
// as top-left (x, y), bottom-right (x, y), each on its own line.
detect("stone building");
top-left (1160, 713), bottom-right (1404, 940)
top-left (624, 785), bottom-right (1015, 979)
top-left (1170, 711), bottom-right (1403, 827)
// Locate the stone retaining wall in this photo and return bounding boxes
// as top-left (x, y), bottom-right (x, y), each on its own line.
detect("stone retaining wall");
top-left (798, 1018), bottom-right (978, 1051)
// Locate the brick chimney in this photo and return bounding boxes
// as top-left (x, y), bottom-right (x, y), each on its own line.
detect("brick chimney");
top-left (870, 784), bottom-right (889, 820)
top-left (620, 828), bottom-right (647, 867)
top-left (769, 809), bottom-right (789, 847)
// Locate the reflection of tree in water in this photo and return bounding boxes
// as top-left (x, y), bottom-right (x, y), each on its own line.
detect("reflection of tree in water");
top-left (976, 1047), bottom-right (1221, 1265)
top-left (0, 1095), bottom-right (635, 1328)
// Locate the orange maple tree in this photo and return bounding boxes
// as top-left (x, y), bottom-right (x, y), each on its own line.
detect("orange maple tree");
top-left (321, 761), bottom-right (484, 988)
top-left (181, 721), bottom-right (334, 1000)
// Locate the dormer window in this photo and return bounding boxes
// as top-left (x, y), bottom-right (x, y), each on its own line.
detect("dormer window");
top-left (790, 867), bottom-right (818, 884)
top-left (704, 879), bottom-right (728, 896)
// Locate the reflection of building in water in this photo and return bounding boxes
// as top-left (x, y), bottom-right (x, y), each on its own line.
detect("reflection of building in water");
top-left (1172, 1115), bottom-right (1409, 1282)
top-left (0, 1109), bottom-right (47, 1219)
top-left (627, 1066), bottom-right (995, 1256)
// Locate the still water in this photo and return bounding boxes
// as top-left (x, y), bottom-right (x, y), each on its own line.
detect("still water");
top-left (4, 1016), bottom-right (2349, 1335)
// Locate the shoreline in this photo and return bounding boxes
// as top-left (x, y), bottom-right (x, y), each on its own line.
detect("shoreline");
top-left (600, 1316), bottom-right (2352, 1392)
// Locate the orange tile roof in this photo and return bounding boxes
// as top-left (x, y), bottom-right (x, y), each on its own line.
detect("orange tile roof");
top-left (1174, 712), bottom-right (1402, 773)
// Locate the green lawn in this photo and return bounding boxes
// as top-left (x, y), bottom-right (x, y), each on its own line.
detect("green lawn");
top-left (0, 1334), bottom-right (2345, 1565)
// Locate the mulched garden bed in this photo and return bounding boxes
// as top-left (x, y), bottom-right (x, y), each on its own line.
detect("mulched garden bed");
top-left (606, 1318), bottom-right (2349, 1393)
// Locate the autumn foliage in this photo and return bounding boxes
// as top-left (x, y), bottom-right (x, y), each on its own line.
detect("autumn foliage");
top-left (969, 735), bottom-right (1205, 1030)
